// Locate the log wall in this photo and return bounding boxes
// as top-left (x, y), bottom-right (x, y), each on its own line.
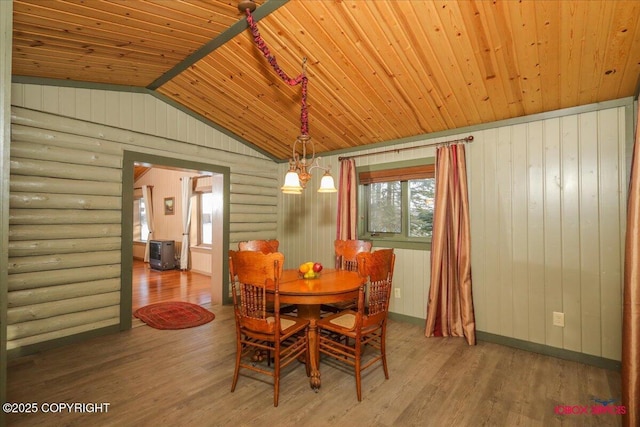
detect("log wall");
top-left (8, 100), bottom-right (278, 354)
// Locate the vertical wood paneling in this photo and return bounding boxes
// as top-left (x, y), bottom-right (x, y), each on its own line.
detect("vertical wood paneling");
top-left (391, 247), bottom-right (405, 315)
top-left (75, 88), bottom-right (91, 122)
top-left (497, 127), bottom-right (513, 337)
top-left (104, 91), bottom-right (120, 127)
top-left (468, 141), bottom-right (486, 330)
top-left (483, 130), bottom-right (501, 333)
top-left (91, 89), bottom-right (106, 124)
top-left (543, 118), bottom-right (563, 348)
top-left (276, 101), bottom-right (628, 363)
top-left (23, 84), bottom-right (42, 111)
top-left (527, 122), bottom-right (546, 344)
top-left (578, 112), bottom-right (602, 356)
top-left (468, 104), bottom-right (628, 360)
top-left (143, 95), bottom-right (156, 135)
top-left (59, 87), bottom-right (76, 118)
top-left (511, 124), bottom-right (529, 340)
top-left (41, 86), bottom-right (59, 112)
top-left (576, 112), bottom-right (601, 356)
top-left (598, 107), bottom-right (623, 360)
top-left (560, 115), bottom-right (582, 352)
top-left (118, 92), bottom-right (133, 129)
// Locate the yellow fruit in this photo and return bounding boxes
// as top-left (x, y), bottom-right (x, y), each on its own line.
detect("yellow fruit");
top-left (304, 270), bottom-right (315, 279)
top-left (299, 263), bottom-right (310, 274)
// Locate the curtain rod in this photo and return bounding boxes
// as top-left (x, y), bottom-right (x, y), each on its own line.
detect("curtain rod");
top-left (133, 185), bottom-right (153, 190)
top-left (338, 135), bottom-right (473, 161)
top-left (180, 174), bottom-right (212, 180)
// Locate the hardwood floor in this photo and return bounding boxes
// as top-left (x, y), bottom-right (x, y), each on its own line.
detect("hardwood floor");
top-left (132, 259), bottom-right (211, 312)
top-left (6, 303), bottom-right (622, 426)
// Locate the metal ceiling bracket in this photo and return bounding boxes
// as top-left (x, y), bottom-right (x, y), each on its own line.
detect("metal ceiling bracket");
top-left (238, 1), bottom-right (257, 13)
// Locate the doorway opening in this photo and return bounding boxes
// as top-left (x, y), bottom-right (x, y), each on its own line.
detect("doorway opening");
top-left (120, 151), bottom-right (230, 330)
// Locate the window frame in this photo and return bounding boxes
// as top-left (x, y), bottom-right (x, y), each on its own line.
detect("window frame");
top-left (133, 194), bottom-right (149, 243)
top-left (357, 158), bottom-right (435, 251)
top-left (197, 191), bottom-right (214, 247)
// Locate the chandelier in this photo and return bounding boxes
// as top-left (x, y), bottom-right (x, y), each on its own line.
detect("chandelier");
top-left (239, 1), bottom-right (337, 195)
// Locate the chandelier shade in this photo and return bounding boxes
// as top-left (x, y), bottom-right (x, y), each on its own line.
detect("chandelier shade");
top-left (281, 169), bottom-right (303, 194)
top-left (318, 172), bottom-right (338, 193)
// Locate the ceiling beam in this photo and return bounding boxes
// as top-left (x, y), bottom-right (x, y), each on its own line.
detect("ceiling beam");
top-left (147, 0), bottom-right (289, 90)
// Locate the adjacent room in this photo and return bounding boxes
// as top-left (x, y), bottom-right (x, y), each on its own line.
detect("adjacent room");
top-left (1, 1), bottom-right (640, 426)
top-left (131, 164), bottom-right (218, 313)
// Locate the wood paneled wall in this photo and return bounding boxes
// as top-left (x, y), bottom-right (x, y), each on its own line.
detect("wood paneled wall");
top-left (468, 104), bottom-right (630, 361)
top-left (278, 99), bottom-right (632, 362)
top-left (7, 83), bottom-right (278, 355)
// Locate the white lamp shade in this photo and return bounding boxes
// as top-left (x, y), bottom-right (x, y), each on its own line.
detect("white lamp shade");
top-left (281, 171), bottom-right (303, 194)
top-left (318, 173), bottom-right (337, 193)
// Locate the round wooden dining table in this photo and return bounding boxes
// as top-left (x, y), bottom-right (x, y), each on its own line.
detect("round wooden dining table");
top-left (276, 268), bottom-right (364, 391)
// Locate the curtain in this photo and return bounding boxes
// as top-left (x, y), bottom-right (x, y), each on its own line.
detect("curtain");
top-left (425, 144), bottom-right (476, 345)
top-left (142, 185), bottom-right (155, 263)
top-left (336, 158), bottom-right (357, 240)
top-left (623, 105), bottom-right (640, 426)
top-left (180, 176), bottom-right (193, 270)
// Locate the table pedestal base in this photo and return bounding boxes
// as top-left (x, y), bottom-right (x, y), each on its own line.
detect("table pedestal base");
top-left (297, 304), bottom-right (322, 391)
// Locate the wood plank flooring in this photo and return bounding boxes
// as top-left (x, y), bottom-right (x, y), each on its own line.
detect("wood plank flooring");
top-left (132, 259), bottom-right (211, 312)
top-left (6, 303), bottom-right (622, 426)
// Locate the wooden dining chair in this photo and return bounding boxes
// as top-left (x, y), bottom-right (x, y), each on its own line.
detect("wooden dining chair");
top-left (229, 250), bottom-right (310, 407)
top-left (334, 239), bottom-right (372, 271)
top-left (317, 248), bottom-right (395, 401)
top-left (321, 239), bottom-right (372, 314)
top-left (234, 241), bottom-right (296, 315)
top-left (237, 239), bottom-right (280, 254)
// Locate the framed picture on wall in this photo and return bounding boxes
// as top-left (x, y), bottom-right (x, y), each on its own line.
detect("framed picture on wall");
top-left (164, 197), bottom-right (175, 215)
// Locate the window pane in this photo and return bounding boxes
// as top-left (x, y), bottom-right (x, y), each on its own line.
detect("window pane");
top-left (409, 178), bottom-right (435, 237)
top-left (201, 193), bottom-right (214, 245)
top-left (139, 199), bottom-right (149, 242)
top-left (368, 181), bottom-right (401, 233)
top-left (133, 199), bottom-right (141, 240)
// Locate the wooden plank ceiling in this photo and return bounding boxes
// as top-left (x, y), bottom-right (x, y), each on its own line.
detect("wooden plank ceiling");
top-left (12, 0), bottom-right (640, 161)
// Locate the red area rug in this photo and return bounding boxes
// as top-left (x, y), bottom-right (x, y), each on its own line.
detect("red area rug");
top-left (134, 301), bottom-right (215, 330)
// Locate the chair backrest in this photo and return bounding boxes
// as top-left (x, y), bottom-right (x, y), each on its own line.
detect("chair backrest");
top-left (334, 239), bottom-right (372, 271)
top-left (238, 239), bottom-right (280, 254)
top-left (356, 249), bottom-right (395, 326)
top-left (229, 250), bottom-right (284, 335)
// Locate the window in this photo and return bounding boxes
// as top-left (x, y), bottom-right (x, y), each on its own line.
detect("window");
top-left (199, 192), bottom-right (214, 246)
top-left (133, 198), bottom-right (150, 242)
top-left (358, 160), bottom-right (435, 250)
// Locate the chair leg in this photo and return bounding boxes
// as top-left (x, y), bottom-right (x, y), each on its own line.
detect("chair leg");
top-left (231, 340), bottom-right (242, 392)
top-left (273, 345), bottom-right (281, 407)
top-left (355, 340), bottom-right (362, 402)
top-left (381, 328), bottom-right (389, 379)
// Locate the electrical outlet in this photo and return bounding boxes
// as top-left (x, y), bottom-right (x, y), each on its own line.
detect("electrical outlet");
top-left (394, 288), bottom-right (401, 298)
top-left (553, 311), bottom-right (565, 327)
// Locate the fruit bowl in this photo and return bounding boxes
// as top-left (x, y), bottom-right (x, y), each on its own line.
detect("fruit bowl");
top-left (298, 261), bottom-right (323, 280)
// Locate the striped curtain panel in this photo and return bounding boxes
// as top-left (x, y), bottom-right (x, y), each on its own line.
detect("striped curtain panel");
top-left (622, 105), bottom-right (640, 426)
top-left (336, 158), bottom-right (357, 240)
top-left (425, 144), bottom-right (476, 345)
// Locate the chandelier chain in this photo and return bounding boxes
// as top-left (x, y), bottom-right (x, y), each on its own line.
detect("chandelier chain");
top-left (244, 8), bottom-right (309, 136)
